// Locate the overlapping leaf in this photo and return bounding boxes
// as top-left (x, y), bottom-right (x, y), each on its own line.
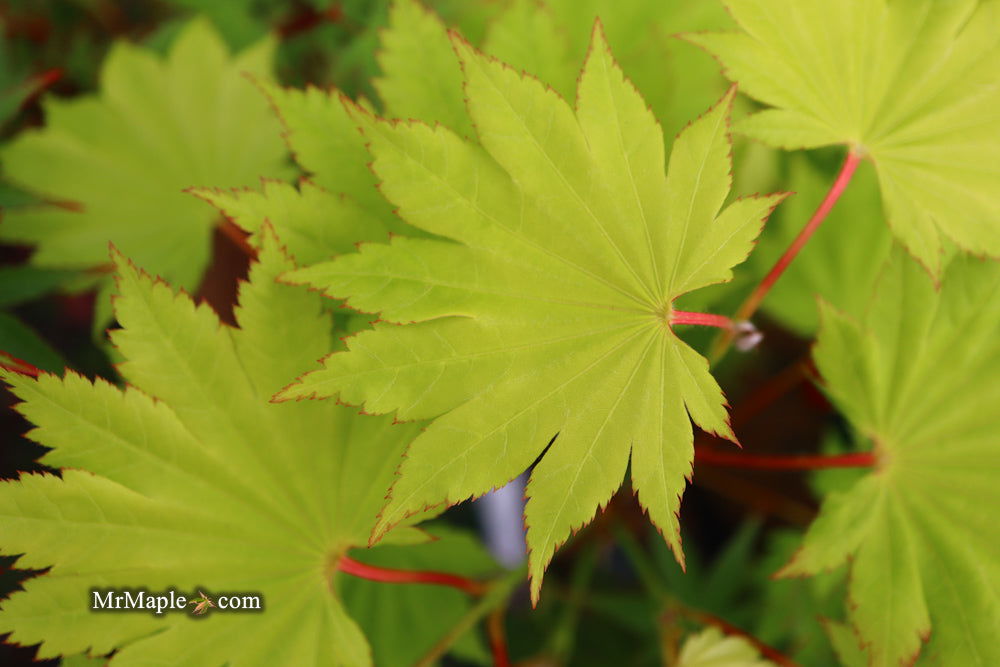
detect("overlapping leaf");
top-left (0, 231), bottom-right (491, 665)
top-left (278, 25), bottom-right (786, 602)
top-left (677, 627), bottom-right (775, 667)
top-left (781, 250), bottom-right (1000, 665)
top-left (687, 0), bottom-right (1000, 276)
top-left (0, 19), bottom-right (288, 306)
top-left (376, 0), bottom-right (734, 142)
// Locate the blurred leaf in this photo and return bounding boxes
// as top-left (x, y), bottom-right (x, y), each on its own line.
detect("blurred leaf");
top-left (0, 266), bottom-right (80, 307)
top-left (749, 154), bottom-right (891, 335)
top-left (0, 19), bottom-right (289, 321)
top-left (677, 626), bottom-right (775, 666)
top-left (0, 312), bottom-right (65, 373)
top-left (823, 620), bottom-right (867, 667)
top-left (752, 530), bottom-right (844, 665)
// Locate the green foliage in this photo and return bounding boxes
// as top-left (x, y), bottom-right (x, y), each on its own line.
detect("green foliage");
top-left (689, 0), bottom-right (1000, 276)
top-left (1, 1), bottom-right (999, 664)
top-left (375, 0), bottom-right (734, 143)
top-left (0, 19), bottom-right (288, 308)
top-left (277, 25), bottom-right (785, 603)
top-left (786, 250), bottom-right (1000, 665)
top-left (676, 627), bottom-right (774, 666)
top-left (0, 231), bottom-right (489, 665)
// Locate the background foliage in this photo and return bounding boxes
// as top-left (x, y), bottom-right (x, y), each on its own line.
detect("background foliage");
top-left (0, 1), bottom-right (996, 665)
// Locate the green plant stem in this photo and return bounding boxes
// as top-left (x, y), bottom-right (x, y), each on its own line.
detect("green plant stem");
top-left (415, 564), bottom-right (527, 667)
top-left (549, 546), bottom-right (599, 662)
top-left (711, 147), bottom-right (863, 362)
top-left (613, 524), bottom-right (667, 599)
top-left (614, 522), bottom-right (796, 666)
top-left (694, 447), bottom-right (875, 470)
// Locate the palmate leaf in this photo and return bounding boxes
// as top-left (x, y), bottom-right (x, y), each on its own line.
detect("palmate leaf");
top-left (782, 250), bottom-right (1000, 665)
top-left (0, 231), bottom-right (491, 665)
top-left (687, 0), bottom-right (1000, 277)
top-left (0, 19), bottom-right (288, 300)
top-left (376, 0), bottom-right (734, 143)
top-left (277, 24), bottom-right (786, 602)
top-left (676, 627), bottom-right (775, 667)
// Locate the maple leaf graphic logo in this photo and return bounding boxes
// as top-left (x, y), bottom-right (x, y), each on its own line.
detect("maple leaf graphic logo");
top-left (188, 591), bottom-right (216, 615)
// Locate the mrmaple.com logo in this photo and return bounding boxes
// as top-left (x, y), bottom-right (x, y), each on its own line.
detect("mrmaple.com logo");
top-left (91, 588), bottom-right (263, 615)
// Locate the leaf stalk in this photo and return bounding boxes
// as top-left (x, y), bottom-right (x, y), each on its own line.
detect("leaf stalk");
top-left (712, 147), bottom-right (863, 361)
top-left (337, 555), bottom-right (488, 595)
top-left (671, 310), bottom-right (735, 329)
top-left (694, 447), bottom-right (875, 470)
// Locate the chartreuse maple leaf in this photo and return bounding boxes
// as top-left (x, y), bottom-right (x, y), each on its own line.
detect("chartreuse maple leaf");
top-left (676, 627), bottom-right (775, 667)
top-left (375, 0), bottom-right (734, 142)
top-left (0, 231), bottom-right (492, 665)
top-left (780, 249), bottom-right (1000, 665)
top-left (277, 25), bottom-right (786, 603)
top-left (687, 0), bottom-right (1000, 276)
top-left (0, 19), bottom-right (287, 303)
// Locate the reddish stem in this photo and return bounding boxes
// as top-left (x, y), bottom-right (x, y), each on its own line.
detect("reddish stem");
top-left (671, 310), bottom-right (733, 330)
top-left (20, 67), bottom-right (62, 109)
top-left (0, 352), bottom-right (42, 378)
top-left (711, 148), bottom-right (862, 362)
top-left (487, 608), bottom-right (510, 667)
top-left (694, 447), bottom-right (875, 470)
top-left (338, 556), bottom-right (487, 596)
top-left (742, 149), bottom-right (862, 319)
top-left (729, 359), bottom-right (811, 428)
top-left (684, 608), bottom-right (797, 667)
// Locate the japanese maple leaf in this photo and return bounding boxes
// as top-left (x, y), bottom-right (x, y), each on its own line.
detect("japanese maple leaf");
top-left (783, 250), bottom-right (1000, 665)
top-left (0, 231), bottom-right (493, 665)
top-left (376, 0), bottom-right (733, 143)
top-left (277, 24), bottom-right (786, 602)
top-left (686, 0), bottom-right (1000, 277)
top-left (0, 19), bottom-right (287, 317)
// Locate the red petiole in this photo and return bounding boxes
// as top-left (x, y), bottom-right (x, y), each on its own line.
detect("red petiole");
top-left (695, 447), bottom-right (875, 470)
top-left (0, 352), bottom-right (42, 378)
top-left (712, 147), bottom-right (863, 361)
top-left (338, 555), bottom-right (488, 596)
top-left (671, 310), bottom-right (735, 329)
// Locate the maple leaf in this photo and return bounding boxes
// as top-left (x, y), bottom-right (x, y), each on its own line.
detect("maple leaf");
top-left (780, 250), bottom-right (1000, 665)
top-left (375, 0), bottom-right (734, 143)
top-left (0, 19), bottom-right (288, 315)
top-left (277, 24), bottom-right (787, 603)
top-left (686, 0), bottom-right (1000, 276)
top-left (676, 627), bottom-right (775, 667)
top-left (0, 230), bottom-right (492, 665)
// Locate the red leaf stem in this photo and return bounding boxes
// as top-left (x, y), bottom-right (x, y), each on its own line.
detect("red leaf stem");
top-left (20, 67), bottom-right (62, 109)
top-left (671, 310), bottom-right (734, 329)
top-left (487, 608), bottom-right (510, 667)
top-left (694, 446), bottom-right (875, 470)
top-left (711, 148), bottom-right (863, 362)
top-left (337, 555), bottom-right (488, 595)
top-left (683, 608), bottom-right (798, 667)
top-left (0, 352), bottom-right (42, 378)
top-left (741, 148), bottom-right (862, 319)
